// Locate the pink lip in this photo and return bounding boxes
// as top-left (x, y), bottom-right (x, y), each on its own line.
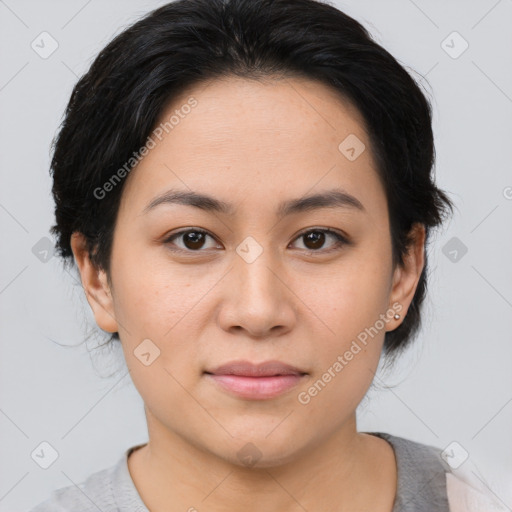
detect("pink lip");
top-left (204, 360), bottom-right (307, 400)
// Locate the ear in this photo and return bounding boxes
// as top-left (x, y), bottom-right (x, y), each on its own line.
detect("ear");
top-left (387, 223), bottom-right (426, 330)
top-left (70, 232), bottom-right (118, 334)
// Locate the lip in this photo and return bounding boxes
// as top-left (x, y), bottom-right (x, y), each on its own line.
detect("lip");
top-left (204, 360), bottom-right (308, 400)
top-left (207, 360), bottom-right (306, 377)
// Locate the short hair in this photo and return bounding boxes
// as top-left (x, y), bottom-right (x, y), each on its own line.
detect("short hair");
top-left (49, 0), bottom-right (454, 365)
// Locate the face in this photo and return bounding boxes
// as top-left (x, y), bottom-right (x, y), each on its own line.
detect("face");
top-left (72, 75), bottom-right (424, 468)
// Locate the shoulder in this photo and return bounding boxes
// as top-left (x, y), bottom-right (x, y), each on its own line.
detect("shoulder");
top-left (28, 464), bottom-right (116, 512)
top-left (445, 465), bottom-right (511, 512)
top-left (27, 445), bottom-right (148, 512)
top-left (366, 431), bottom-right (510, 512)
top-left (374, 431), bottom-right (446, 468)
top-left (372, 431), bottom-right (452, 511)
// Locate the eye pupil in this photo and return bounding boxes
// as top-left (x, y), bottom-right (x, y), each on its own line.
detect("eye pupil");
top-left (184, 231), bottom-right (205, 250)
top-left (304, 231), bottom-right (325, 250)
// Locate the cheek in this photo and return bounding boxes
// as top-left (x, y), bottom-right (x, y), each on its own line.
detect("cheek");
top-left (122, 349), bottom-right (213, 446)
top-left (110, 253), bottom-right (217, 392)
top-left (298, 251), bottom-right (392, 407)
top-left (298, 348), bottom-right (379, 432)
top-left (110, 247), bottom-right (202, 338)
top-left (308, 254), bottom-right (392, 341)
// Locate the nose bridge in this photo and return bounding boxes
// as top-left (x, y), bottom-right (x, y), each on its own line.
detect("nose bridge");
top-left (219, 237), bottom-right (295, 336)
top-left (234, 238), bottom-right (283, 306)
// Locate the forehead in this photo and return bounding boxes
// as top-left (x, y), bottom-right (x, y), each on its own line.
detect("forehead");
top-left (118, 75), bottom-right (386, 221)
top-left (160, 75), bottom-right (370, 149)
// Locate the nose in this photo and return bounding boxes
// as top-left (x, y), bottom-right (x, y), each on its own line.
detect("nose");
top-left (217, 249), bottom-right (296, 339)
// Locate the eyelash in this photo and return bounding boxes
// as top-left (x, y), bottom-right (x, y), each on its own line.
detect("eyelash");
top-left (163, 227), bottom-right (350, 255)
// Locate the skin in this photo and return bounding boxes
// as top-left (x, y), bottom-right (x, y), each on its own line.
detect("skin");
top-left (71, 75), bottom-right (425, 511)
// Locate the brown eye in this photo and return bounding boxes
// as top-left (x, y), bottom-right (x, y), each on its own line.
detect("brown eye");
top-left (163, 227), bottom-right (349, 255)
top-left (303, 231), bottom-right (326, 250)
top-left (291, 228), bottom-right (348, 253)
top-left (164, 229), bottom-right (219, 252)
top-left (181, 231), bottom-right (207, 250)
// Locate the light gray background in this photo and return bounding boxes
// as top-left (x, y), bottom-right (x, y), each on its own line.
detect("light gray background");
top-left (1, 0), bottom-right (511, 510)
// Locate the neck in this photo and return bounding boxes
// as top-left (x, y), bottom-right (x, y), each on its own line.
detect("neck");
top-left (127, 412), bottom-right (396, 512)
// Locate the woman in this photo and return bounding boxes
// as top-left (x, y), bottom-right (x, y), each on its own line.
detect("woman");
top-left (29, 0), bottom-right (507, 510)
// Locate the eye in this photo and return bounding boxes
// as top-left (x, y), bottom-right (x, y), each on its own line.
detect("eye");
top-left (290, 228), bottom-right (349, 253)
top-left (163, 227), bottom-right (349, 254)
top-left (164, 228), bottom-right (220, 252)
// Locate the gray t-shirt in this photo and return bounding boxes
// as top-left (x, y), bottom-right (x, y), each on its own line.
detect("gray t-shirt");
top-left (28, 431), bottom-right (451, 512)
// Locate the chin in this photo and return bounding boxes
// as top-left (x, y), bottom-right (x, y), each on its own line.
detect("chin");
top-left (216, 432), bottom-right (309, 470)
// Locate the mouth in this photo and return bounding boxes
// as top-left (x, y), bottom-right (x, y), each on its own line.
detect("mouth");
top-left (204, 360), bottom-right (308, 400)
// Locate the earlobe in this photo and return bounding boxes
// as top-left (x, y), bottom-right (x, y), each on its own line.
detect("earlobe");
top-left (388, 223), bottom-right (426, 324)
top-left (70, 232), bottom-right (119, 334)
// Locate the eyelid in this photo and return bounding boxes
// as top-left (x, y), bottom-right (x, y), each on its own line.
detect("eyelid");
top-left (163, 228), bottom-right (220, 251)
top-left (293, 226), bottom-right (349, 243)
top-left (163, 226), bottom-right (350, 254)
top-left (289, 227), bottom-right (350, 252)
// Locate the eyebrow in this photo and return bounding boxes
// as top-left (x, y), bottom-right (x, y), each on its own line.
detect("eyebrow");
top-left (142, 188), bottom-right (365, 217)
